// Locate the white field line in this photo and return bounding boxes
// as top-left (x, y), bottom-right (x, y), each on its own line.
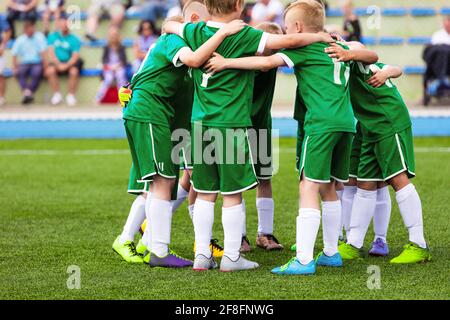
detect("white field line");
top-left (0, 147), bottom-right (449, 156)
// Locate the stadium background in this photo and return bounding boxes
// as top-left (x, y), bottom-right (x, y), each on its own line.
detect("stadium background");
top-left (0, 0), bottom-right (449, 300)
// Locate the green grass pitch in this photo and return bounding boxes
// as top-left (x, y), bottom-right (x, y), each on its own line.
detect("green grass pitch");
top-left (0, 137), bottom-right (449, 300)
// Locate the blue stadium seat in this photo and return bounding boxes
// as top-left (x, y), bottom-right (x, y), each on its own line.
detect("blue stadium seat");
top-left (404, 66), bottom-right (425, 75)
top-left (441, 7), bottom-right (450, 15)
top-left (379, 37), bottom-right (404, 45)
top-left (408, 37), bottom-right (431, 45)
top-left (2, 68), bottom-right (103, 77)
top-left (381, 8), bottom-right (408, 16)
top-left (361, 36), bottom-right (377, 45)
top-left (326, 8), bottom-right (343, 17)
top-left (410, 7), bottom-right (437, 16)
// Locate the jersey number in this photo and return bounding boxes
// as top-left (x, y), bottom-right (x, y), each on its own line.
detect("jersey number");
top-left (332, 58), bottom-right (350, 86)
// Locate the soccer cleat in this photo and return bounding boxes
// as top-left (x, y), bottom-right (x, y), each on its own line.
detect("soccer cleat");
top-left (112, 236), bottom-right (143, 263)
top-left (338, 243), bottom-right (363, 260)
top-left (256, 234), bottom-right (284, 251)
top-left (369, 238), bottom-right (389, 257)
top-left (390, 243), bottom-right (431, 264)
top-left (220, 255), bottom-right (259, 272)
top-left (240, 236), bottom-right (251, 253)
top-left (136, 239), bottom-right (147, 256)
top-left (193, 239), bottom-right (224, 258)
top-left (315, 251), bottom-right (343, 267)
top-left (148, 250), bottom-right (193, 268)
top-left (193, 254), bottom-right (217, 271)
top-left (290, 243), bottom-right (296, 252)
top-left (271, 257), bottom-right (316, 275)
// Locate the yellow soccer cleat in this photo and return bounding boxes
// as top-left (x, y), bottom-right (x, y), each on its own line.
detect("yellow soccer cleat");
top-left (139, 219), bottom-right (147, 235)
top-left (193, 239), bottom-right (224, 258)
top-left (118, 85), bottom-right (132, 107)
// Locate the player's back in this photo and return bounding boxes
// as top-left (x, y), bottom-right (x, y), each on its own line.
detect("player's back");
top-left (279, 42), bottom-right (355, 136)
top-left (349, 62), bottom-right (412, 142)
top-left (182, 22), bottom-right (266, 128)
top-left (251, 69), bottom-right (277, 127)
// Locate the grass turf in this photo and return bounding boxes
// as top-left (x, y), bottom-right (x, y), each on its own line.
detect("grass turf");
top-left (0, 137), bottom-right (449, 300)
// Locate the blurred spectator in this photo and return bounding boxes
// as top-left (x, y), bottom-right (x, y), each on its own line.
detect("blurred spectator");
top-left (42, 0), bottom-right (65, 36)
top-left (11, 18), bottom-right (47, 105)
top-left (6, 0), bottom-right (38, 39)
top-left (424, 16), bottom-right (450, 97)
top-left (342, 0), bottom-right (361, 42)
top-left (251, 0), bottom-right (284, 27)
top-left (96, 27), bottom-right (128, 103)
top-left (141, 0), bottom-right (186, 23)
top-left (0, 16), bottom-right (12, 107)
top-left (85, 0), bottom-right (126, 42)
top-left (45, 12), bottom-right (82, 106)
top-left (132, 20), bottom-right (158, 74)
top-left (241, 2), bottom-right (254, 24)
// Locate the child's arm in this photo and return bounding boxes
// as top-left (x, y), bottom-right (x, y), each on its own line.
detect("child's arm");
top-left (165, 20), bottom-right (246, 68)
top-left (367, 65), bottom-right (403, 88)
top-left (325, 42), bottom-right (378, 64)
top-left (205, 52), bottom-right (286, 74)
top-left (264, 32), bottom-right (334, 50)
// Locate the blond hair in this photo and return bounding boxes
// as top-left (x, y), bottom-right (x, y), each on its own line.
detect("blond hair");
top-left (255, 22), bottom-right (283, 35)
top-left (285, 0), bottom-right (325, 32)
top-left (205, 0), bottom-right (244, 16)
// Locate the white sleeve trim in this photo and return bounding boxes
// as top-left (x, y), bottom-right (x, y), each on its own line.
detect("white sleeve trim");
top-left (276, 53), bottom-right (295, 69)
top-left (257, 32), bottom-right (269, 55)
top-left (172, 47), bottom-right (191, 67)
top-left (179, 23), bottom-right (187, 39)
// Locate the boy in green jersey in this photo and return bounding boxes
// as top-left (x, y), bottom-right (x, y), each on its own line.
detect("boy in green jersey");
top-left (326, 43), bottom-right (431, 264)
top-left (164, 0), bottom-right (334, 272)
top-left (205, 0), bottom-right (378, 275)
top-left (121, 10), bottom-right (245, 268)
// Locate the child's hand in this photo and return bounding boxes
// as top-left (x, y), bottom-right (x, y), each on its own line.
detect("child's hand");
top-left (204, 53), bottom-right (227, 74)
top-left (318, 32), bottom-right (335, 44)
top-left (325, 43), bottom-right (353, 62)
top-left (219, 20), bottom-right (246, 37)
top-left (118, 85), bottom-right (132, 107)
top-left (367, 69), bottom-right (388, 88)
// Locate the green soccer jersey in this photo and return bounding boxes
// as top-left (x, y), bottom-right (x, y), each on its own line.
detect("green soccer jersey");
top-left (278, 42), bottom-right (355, 136)
top-left (171, 71), bottom-right (194, 131)
top-left (123, 34), bottom-right (189, 125)
top-left (349, 62), bottom-right (412, 142)
top-left (251, 68), bottom-right (277, 129)
top-left (182, 21), bottom-right (266, 128)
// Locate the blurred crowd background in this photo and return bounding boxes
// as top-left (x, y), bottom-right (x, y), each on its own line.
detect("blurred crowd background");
top-left (0, 0), bottom-right (449, 108)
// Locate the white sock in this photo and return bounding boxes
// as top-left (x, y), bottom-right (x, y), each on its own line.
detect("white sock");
top-left (257, 198), bottom-right (274, 235)
top-left (373, 186), bottom-right (391, 242)
top-left (341, 186), bottom-right (357, 236)
top-left (396, 184), bottom-right (427, 248)
top-left (119, 195), bottom-right (146, 243)
top-left (242, 199), bottom-right (247, 237)
top-left (193, 199), bottom-right (214, 257)
top-left (347, 188), bottom-right (377, 249)
top-left (223, 203), bottom-right (245, 261)
top-left (336, 189), bottom-right (344, 200)
top-left (149, 198), bottom-right (173, 257)
top-left (142, 192), bottom-right (153, 248)
top-left (322, 200), bottom-right (342, 256)
top-left (296, 208), bottom-right (321, 265)
top-left (188, 204), bottom-right (194, 221)
top-left (171, 184), bottom-right (189, 213)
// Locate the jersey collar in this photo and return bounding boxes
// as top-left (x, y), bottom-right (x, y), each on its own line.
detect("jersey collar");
top-left (206, 21), bottom-right (226, 29)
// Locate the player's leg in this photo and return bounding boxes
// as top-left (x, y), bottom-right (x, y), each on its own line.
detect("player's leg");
top-left (218, 128), bottom-right (259, 272)
top-left (339, 139), bottom-right (380, 260)
top-left (379, 129), bottom-right (430, 263)
top-left (369, 181), bottom-right (391, 256)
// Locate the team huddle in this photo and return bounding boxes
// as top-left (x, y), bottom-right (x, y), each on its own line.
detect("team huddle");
top-left (112, 0), bottom-right (431, 275)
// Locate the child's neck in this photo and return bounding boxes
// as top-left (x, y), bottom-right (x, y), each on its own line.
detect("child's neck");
top-left (210, 13), bottom-right (240, 24)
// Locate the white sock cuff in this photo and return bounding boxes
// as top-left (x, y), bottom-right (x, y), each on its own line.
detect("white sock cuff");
top-left (377, 186), bottom-right (390, 201)
top-left (222, 203), bottom-right (244, 215)
top-left (356, 188), bottom-right (378, 199)
top-left (256, 197), bottom-right (274, 208)
top-left (136, 194), bottom-right (146, 205)
top-left (151, 198), bottom-right (171, 208)
top-left (299, 208), bottom-right (321, 218)
top-left (177, 184), bottom-right (189, 197)
top-left (344, 185), bottom-right (357, 193)
top-left (195, 199), bottom-right (215, 210)
top-left (336, 190), bottom-right (344, 200)
top-left (396, 183), bottom-right (415, 203)
top-left (321, 200), bottom-right (341, 211)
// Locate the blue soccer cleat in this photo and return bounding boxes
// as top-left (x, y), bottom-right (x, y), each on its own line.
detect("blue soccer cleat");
top-left (271, 257), bottom-right (316, 275)
top-left (369, 238), bottom-right (389, 257)
top-left (315, 251), bottom-right (343, 267)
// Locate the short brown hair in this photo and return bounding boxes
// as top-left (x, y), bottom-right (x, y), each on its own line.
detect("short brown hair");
top-left (255, 22), bottom-right (283, 35)
top-left (285, 0), bottom-right (325, 32)
top-left (205, 0), bottom-right (244, 16)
